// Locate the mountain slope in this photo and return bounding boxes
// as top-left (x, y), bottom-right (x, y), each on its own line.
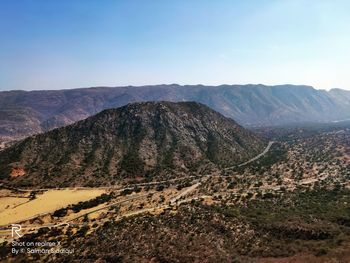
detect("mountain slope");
top-left (0, 101), bottom-right (265, 188)
top-left (1, 85), bottom-right (350, 144)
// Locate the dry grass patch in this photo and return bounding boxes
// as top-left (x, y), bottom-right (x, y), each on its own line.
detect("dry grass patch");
top-left (0, 189), bottom-right (106, 226)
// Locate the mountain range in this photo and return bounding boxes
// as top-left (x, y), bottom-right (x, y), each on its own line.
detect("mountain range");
top-left (1, 84), bottom-right (350, 144)
top-left (0, 101), bottom-right (265, 188)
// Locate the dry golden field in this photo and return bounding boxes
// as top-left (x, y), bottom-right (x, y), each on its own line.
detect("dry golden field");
top-left (0, 189), bottom-right (106, 226)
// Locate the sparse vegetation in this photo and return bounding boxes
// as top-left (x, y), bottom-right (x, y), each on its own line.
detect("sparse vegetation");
top-left (1, 109), bottom-right (350, 263)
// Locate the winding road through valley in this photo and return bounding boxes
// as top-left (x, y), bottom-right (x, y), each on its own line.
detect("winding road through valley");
top-left (224, 141), bottom-right (275, 170)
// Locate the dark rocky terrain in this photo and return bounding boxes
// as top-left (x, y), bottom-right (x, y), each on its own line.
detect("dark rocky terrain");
top-left (1, 84), bottom-right (350, 143)
top-left (0, 101), bottom-right (265, 188)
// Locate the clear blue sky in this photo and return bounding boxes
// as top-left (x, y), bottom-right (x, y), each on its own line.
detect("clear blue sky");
top-left (1, 0), bottom-right (350, 91)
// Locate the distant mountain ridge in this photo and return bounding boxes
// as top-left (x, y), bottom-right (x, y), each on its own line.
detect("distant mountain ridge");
top-left (1, 84), bottom-right (350, 143)
top-left (0, 101), bottom-right (265, 187)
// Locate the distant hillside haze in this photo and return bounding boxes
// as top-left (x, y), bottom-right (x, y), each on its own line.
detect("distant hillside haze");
top-left (0, 101), bottom-right (265, 187)
top-left (0, 84), bottom-right (350, 143)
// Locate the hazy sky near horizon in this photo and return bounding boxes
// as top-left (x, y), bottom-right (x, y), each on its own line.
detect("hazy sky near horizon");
top-left (1, 0), bottom-right (350, 91)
